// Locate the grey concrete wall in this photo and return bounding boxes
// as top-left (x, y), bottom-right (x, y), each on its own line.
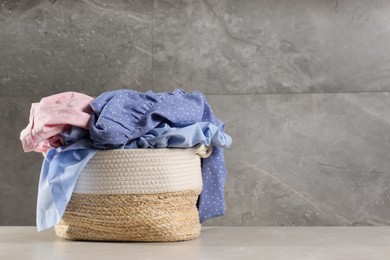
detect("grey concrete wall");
top-left (1, 0), bottom-right (390, 226)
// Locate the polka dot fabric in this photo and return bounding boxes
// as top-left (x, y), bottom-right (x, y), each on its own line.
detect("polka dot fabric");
top-left (89, 89), bottom-right (230, 222)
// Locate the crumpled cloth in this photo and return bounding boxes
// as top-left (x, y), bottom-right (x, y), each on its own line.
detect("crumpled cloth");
top-left (20, 92), bottom-right (93, 153)
top-left (89, 89), bottom-right (223, 148)
top-left (126, 122), bottom-right (231, 148)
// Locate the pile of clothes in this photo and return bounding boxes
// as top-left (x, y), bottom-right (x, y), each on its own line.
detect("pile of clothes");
top-left (20, 89), bottom-right (232, 231)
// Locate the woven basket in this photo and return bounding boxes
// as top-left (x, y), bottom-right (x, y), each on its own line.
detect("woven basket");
top-left (54, 145), bottom-right (212, 242)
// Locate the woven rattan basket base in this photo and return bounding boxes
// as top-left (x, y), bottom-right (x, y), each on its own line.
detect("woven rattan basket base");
top-left (55, 189), bottom-right (201, 242)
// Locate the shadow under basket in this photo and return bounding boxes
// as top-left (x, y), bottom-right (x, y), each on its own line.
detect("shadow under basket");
top-left (54, 145), bottom-right (211, 242)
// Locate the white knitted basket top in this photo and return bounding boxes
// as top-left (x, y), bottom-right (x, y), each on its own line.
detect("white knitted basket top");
top-left (73, 145), bottom-right (212, 195)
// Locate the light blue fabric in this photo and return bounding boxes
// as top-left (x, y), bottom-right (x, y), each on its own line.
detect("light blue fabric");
top-left (36, 140), bottom-right (97, 231)
top-left (126, 122), bottom-right (232, 148)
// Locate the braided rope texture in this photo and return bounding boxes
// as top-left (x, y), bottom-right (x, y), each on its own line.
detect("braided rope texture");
top-left (73, 148), bottom-right (204, 194)
top-left (55, 190), bottom-right (201, 242)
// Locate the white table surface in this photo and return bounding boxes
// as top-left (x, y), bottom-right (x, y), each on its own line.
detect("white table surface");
top-left (1, 226), bottom-right (389, 260)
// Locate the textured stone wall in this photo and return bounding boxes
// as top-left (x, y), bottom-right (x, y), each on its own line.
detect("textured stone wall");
top-left (1, 0), bottom-right (390, 226)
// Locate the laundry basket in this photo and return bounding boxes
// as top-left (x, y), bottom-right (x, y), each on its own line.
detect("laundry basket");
top-left (54, 145), bottom-right (212, 242)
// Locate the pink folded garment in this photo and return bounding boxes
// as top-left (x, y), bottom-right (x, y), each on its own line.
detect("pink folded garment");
top-left (20, 92), bottom-right (94, 153)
